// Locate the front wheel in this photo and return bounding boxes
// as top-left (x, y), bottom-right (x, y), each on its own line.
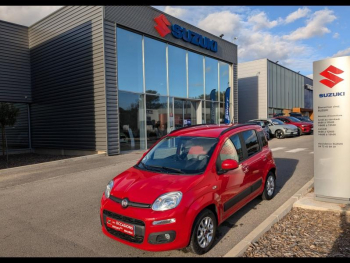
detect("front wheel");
top-left (261, 172), bottom-right (276, 200)
top-left (297, 128), bottom-right (302, 136)
top-left (187, 209), bottom-right (217, 255)
top-left (275, 129), bottom-right (285, 139)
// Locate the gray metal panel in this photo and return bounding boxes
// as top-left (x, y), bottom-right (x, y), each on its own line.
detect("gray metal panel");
top-left (233, 63), bottom-right (238, 123)
top-left (29, 6), bottom-right (107, 151)
top-left (238, 76), bottom-right (259, 122)
top-left (0, 20), bottom-right (32, 103)
top-left (104, 20), bottom-right (119, 155)
top-left (104, 6), bottom-right (237, 65)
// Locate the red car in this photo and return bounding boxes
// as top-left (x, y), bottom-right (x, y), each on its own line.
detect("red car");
top-left (273, 116), bottom-right (313, 135)
top-left (100, 124), bottom-right (277, 255)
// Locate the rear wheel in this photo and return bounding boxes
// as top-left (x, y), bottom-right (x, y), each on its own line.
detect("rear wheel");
top-left (261, 172), bottom-right (276, 200)
top-left (275, 129), bottom-right (285, 139)
top-left (187, 209), bottom-right (217, 255)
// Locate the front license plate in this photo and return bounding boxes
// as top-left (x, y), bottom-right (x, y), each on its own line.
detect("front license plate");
top-left (106, 217), bottom-right (135, 236)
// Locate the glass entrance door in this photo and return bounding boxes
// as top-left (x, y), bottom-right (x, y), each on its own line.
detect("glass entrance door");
top-left (174, 99), bottom-right (201, 129)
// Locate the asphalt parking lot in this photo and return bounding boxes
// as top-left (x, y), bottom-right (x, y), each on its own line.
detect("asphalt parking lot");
top-left (0, 134), bottom-right (314, 257)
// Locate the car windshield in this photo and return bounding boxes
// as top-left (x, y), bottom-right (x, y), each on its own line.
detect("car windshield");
top-left (271, 119), bottom-right (284, 125)
top-left (299, 117), bottom-right (311, 121)
top-left (288, 116), bottom-right (301, 122)
top-left (138, 136), bottom-right (218, 175)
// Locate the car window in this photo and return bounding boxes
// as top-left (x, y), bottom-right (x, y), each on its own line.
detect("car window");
top-left (280, 118), bottom-right (289, 123)
top-left (258, 131), bottom-right (268, 147)
top-left (140, 136), bottom-right (218, 175)
top-left (229, 134), bottom-right (244, 162)
top-left (288, 116), bottom-right (301, 122)
top-left (217, 138), bottom-right (240, 171)
top-left (242, 130), bottom-right (260, 157)
top-left (263, 121), bottom-right (269, 126)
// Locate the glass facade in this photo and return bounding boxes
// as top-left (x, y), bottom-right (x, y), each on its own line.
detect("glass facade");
top-left (117, 27), bottom-right (232, 151)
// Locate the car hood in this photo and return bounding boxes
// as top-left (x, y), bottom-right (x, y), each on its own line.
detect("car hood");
top-left (110, 167), bottom-right (204, 204)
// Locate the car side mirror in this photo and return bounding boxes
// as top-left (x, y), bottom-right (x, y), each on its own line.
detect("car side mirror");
top-left (219, 159), bottom-right (239, 174)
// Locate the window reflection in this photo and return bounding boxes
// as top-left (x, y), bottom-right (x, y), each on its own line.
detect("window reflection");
top-left (205, 57), bottom-right (218, 100)
top-left (219, 61), bottom-right (230, 102)
top-left (144, 37), bottom-right (167, 95)
top-left (188, 51), bottom-right (204, 99)
top-left (146, 94), bottom-right (168, 148)
top-left (119, 91), bottom-right (146, 151)
top-left (117, 28), bottom-right (143, 93)
top-left (168, 45), bottom-right (187, 98)
top-left (205, 101), bottom-right (218, 124)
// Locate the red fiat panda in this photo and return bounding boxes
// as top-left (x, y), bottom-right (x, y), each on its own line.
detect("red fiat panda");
top-left (100, 124), bottom-right (277, 255)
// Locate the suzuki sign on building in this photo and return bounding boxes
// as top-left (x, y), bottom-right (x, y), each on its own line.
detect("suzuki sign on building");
top-left (313, 56), bottom-right (350, 204)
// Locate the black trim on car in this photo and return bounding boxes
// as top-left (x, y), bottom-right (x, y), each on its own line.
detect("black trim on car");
top-left (110, 195), bottom-right (151, 209)
top-left (224, 179), bottom-right (263, 212)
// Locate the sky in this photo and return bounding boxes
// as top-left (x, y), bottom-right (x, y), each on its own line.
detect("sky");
top-left (1, 6), bottom-right (350, 79)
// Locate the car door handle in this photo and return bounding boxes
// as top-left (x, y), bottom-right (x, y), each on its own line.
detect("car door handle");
top-left (242, 165), bottom-right (249, 173)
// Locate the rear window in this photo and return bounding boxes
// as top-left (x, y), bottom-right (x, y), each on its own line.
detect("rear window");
top-left (242, 130), bottom-right (260, 157)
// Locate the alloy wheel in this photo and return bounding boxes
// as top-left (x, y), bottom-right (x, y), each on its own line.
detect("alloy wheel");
top-left (197, 216), bottom-right (214, 248)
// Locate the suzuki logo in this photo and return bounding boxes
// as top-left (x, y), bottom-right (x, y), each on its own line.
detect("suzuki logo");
top-left (154, 14), bottom-right (171, 37)
top-left (319, 65), bottom-right (344, 88)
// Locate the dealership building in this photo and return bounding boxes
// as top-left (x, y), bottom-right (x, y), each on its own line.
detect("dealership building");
top-left (238, 58), bottom-right (313, 123)
top-left (0, 6), bottom-right (238, 156)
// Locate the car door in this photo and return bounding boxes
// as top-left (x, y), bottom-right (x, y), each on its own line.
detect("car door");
top-left (215, 133), bottom-right (248, 219)
top-left (240, 129), bottom-right (264, 197)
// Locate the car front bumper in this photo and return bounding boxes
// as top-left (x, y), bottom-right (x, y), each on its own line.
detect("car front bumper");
top-left (100, 194), bottom-right (191, 252)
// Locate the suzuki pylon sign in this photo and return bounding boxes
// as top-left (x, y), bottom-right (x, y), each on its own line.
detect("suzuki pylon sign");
top-left (313, 56), bottom-right (350, 204)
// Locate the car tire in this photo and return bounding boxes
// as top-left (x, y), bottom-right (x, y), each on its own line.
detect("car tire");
top-left (275, 129), bottom-right (285, 139)
top-left (297, 128), bottom-right (302, 136)
top-left (187, 209), bottom-right (217, 255)
top-left (261, 172), bottom-right (276, 200)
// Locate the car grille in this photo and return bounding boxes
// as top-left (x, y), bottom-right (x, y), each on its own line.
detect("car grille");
top-left (103, 210), bottom-right (145, 244)
top-left (103, 210), bottom-right (145, 226)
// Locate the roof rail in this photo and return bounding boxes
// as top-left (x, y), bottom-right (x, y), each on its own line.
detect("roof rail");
top-left (168, 124), bottom-right (212, 134)
top-left (219, 123), bottom-right (257, 136)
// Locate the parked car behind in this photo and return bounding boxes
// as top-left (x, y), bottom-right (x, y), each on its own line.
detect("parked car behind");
top-left (294, 116), bottom-right (313, 123)
top-left (274, 116), bottom-right (313, 136)
top-left (246, 120), bottom-right (270, 140)
top-left (251, 118), bottom-right (298, 139)
top-left (100, 123), bottom-right (277, 255)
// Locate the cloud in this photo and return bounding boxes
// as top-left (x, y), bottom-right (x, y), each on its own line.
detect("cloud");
top-left (283, 9), bottom-right (336, 41)
top-left (333, 32), bottom-right (339, 38)
top-left (163, 6), bottom-right (188, 20)
top-left (0, 6), bottom-right (62, 26)
top-left (332, 47), bottom-right (350, 58)
top-left (284, 7), bottom-right (311, 24)
top-left (247, 12), bottom-right (281, 31)
top-left (197, 11), bottom-right (243, 40)
top-left (307, 74), bottom-right (313, 79)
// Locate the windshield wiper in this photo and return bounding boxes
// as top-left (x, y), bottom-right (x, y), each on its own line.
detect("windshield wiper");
top-left (138, 162), bottom-right (163, 172)
top-left (140, 163), bottom-right (183, 174)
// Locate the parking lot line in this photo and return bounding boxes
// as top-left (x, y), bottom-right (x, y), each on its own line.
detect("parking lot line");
top-left (285, 148), bottom-right (308, 153)
top-left (271, 147), bottom-right (286, 152)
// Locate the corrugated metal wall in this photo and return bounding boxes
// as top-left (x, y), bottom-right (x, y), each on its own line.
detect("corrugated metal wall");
top-left (233, 63), bottom-right (238, 123)
top-left (238, 59), bottom-right (268, 122)
top-left (304, 77), bottom-right (313, 109)
top-left (0, 21), bottom-right (32, 103)
top-left (29, 6), bottom-right (107, 151)
top-left (267, 60), bottom-right (304, 109)
top-left (104, 20), bottom-right (119, 155)
top-left (104, 6), bottom-right (237, 65)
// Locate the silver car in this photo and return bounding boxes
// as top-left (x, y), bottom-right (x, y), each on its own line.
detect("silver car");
top-left (246, 120), bottom-right (270, 140)
top-left (250, 118), bottom-right (298, 139)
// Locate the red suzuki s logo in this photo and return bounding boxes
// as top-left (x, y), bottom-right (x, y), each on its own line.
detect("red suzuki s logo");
top-left (319, 65), bottom-right (344, 88)
top-left (154, 14), bottom-right (171, 37)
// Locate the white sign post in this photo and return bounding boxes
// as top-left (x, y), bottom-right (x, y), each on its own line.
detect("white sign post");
top-left (313, 56), bottom-right (350, 204)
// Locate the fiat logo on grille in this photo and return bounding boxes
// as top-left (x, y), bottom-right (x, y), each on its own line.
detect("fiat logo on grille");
top-left (121, 199), bottom-right (129, 208)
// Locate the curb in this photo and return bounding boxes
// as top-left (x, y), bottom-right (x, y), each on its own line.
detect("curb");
top-left (1, 152), bottom-right (107, 173)
top-left (224, 178), bottom-right (314, 257)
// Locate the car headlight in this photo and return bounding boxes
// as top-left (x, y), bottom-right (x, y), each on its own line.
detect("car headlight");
top-left (105, 180), bottom-right (114, 198)
top-left (152, 192), bottom-right (182, 211)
